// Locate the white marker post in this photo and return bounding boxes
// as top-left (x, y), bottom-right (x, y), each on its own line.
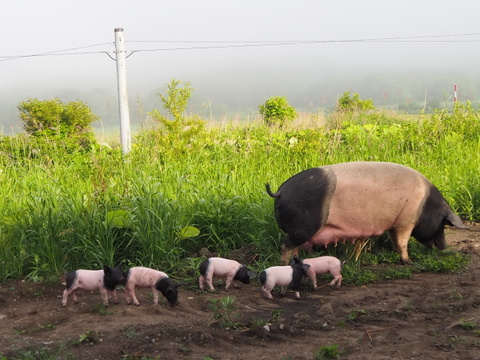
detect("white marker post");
top-left (114, 28), bottom-right (131, 154)
top-left (454, 84), bottom-right (457, 104)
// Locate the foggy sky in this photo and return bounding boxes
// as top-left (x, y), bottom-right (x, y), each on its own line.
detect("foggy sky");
top-left (1, 0), bottom-right (480, 133)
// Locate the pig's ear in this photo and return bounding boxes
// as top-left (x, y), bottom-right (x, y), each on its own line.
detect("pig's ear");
top-left (302, 264), bottom-right (311, 272)
top-left (103, 265), bottom-right (111, 273)
top-left (115, 261), bottom-right (123, 269)
top-left (175, 283), bottom-right (183, 289)
top-left (247, 270), bottom-right (256, 277)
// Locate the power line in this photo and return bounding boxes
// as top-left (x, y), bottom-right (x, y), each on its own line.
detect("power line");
top-left (1, 32), bottom-right (480, 62)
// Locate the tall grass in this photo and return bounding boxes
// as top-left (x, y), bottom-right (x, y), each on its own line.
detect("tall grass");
top-left (0, 104), bottom-right (479, 281)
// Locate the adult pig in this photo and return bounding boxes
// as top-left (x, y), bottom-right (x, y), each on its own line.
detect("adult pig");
top-left (266, 161), bottom-right (466, 264)
top-left (303, 256), bottom-right (343, 289)
top-left (124, 266), bottom-right (181, 306)
top-left (260, 257), bottom-right (310, 300)
top-left (198, 257), bottom-right (256, 291)
top-left (62, 263), bottom-right (125, 307)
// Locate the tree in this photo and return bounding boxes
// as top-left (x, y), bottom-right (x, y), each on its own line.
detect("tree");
top-left (149, 79), bottom-right (205, 142)
top-left (17, 98), bottom-right (98, 148)
top-left (336, 92), bottom-right (375, 112)
top-left (259, 96), bottom-right (297, 127)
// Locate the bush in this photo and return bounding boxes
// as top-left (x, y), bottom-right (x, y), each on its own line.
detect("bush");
top-left (259, 96), bottom-right (297, 127)
top-left (336, 91), bottom-right (375, 112)
top-left (17, 98), bottom-right (98, 150)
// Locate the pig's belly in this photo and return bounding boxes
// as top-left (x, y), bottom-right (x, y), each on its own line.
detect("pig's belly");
top-left (310, 220), bottom-right (391, 246)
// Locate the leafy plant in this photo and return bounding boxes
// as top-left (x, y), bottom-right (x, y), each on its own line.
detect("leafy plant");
top-left (208, 296), bottom-right (243, 329)
top-left (314, 344), bottom-right (345, 359)
top-left (71, 330), bottom-right (102, 346)
top-left (336, 91), bottom-right (375, 112)
top-left (259, 96), bottom-right (297, 127)
top-left (347, 309), bottom-right (368, 322)
top-left (17, 98), bottom-right (97, 150)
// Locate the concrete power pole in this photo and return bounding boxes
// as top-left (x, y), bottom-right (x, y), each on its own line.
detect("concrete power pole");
top-left (114, 28), bottom-right (131, 154)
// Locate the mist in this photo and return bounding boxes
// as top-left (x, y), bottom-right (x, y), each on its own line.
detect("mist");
top-left (1, 1), bottom-right (480, 134)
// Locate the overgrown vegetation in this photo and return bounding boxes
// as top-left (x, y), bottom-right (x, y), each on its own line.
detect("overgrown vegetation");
top-left (259, 96), bottom-right (297, 127)
top-left (0, 82), bottom-right (479, 283)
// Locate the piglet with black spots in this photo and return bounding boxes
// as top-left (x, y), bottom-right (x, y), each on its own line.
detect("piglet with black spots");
top-left (125, 266), bottom-right (181, 306)
top-left (303, 256), bottom-right (343, 290)
top-left (62, 263), bottom-right (125, 307)
top-left (260, 257), bottom-right (310, 300)
top-left (198, 257), bottom-right (256, 291)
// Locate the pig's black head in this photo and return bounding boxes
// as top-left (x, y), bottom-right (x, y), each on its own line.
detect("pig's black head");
top-left (234, 265), bottom-right (256, 284)
top-left (289, 257), bottom-right (310, 291)
top-left (156, 277), bottom-right (182, 306)
top-left (103, 262), bottom-right (126, 290)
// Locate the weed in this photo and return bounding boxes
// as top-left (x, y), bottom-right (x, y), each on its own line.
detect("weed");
top-left (71, 330), bottom-right (101, 346)
top-left (123, 325), bottom-right (137, 340)
top-left (5, 343), bottom-right (70, 360)
top-left (314, 344), bottom-right (345, 359)
top-left (459, 318), bottom-right (476, 330)
top-left (90, 303), bottom-right (113, 316)
top-left (208, 296), bottom-right (243, 329)
top-left (347, 310), bottom-right (368, 322)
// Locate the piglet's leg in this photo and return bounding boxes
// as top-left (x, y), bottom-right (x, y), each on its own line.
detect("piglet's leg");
top-left (206, 276), bottom-right (215, 291)
top-left (225, 275), bottom-right (234, 291)
top-left (151, 288), bottom-right (160, 304)
top-left (71, 290), bottom-right (79, 304)
top-left (99, 288), bottom-right (110, 306)
top-left (294, 291), bottom-right (300, 300)
top-left (199, 275), bottom-right (205, 290)
top-left (329, 273), bottom-right (342, 287)
top-left (110, 289), bottom-right (119, 304)
top-left (62, 289), bottom-right (70, 306)
top-left (262, 286), bottom-right (274, 300)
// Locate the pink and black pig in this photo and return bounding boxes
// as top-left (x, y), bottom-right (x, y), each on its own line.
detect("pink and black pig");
top-left (124, 266), bottom-right (181, 306)
top-left (303, 256), bottom-right (343, 290)
top-left (62, 263), bottom-right (125, 307)
top-left (260, 257), bottom-right (310, 300)
top-left (266, 161), bottom-right (466, 264)
top-left (198, 257), bottom-right (256, 291)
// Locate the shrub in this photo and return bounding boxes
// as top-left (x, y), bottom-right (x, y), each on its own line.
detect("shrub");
top-left (259, 96), bottom-right (297, 127)
top-left (17, 98), bottom-right (97, 150)
top-left (336, 91), bottom-right (375, 112)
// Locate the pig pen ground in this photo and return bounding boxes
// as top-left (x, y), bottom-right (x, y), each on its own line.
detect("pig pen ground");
top-left (1, 225), bottom-right (479, 360)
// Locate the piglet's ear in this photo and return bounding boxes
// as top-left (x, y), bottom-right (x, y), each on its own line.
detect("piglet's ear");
top-left (247, 271), bottom-right (256, 277)
top-left (103, 265), bottom-right (111, 273)
top-left (175, 283), bottom-right (183, 289)
top-left (115, 261), bottom-right (123, 269)
top-left (302, 264), bottom-right (311, 272)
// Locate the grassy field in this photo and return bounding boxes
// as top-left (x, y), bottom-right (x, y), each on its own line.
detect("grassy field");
top-left (0, 103), bottom-right (479, 283)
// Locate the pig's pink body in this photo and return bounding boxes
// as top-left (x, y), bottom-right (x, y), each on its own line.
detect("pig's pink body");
top-left (199, 257), bottom-right (242, 291)
top-left (261, 266), bottom-right (297, 300)
top-left (62, 270), bottom-right (118, 307)
top-left (125, 266), bottom-right (168, 305)
top-left (303, 256), bottom-right (342, 289)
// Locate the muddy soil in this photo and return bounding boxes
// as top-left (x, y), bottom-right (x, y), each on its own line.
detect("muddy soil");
top-left (1, 224), bottom-right (479, 360)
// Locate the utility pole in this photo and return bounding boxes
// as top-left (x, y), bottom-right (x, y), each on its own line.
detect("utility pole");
top-left (114, 28), bottom-right (131, 154)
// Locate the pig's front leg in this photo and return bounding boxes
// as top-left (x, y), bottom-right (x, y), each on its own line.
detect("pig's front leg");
top-left (109, 289), bottom-right (119, 304)
top-left (306, 269), bottom-right (318, 290)
top-left (99, 288), bottom-right (110, 306)
top-left (205, 275), bottom-right (215, 291)
top-left (62, 289), bottom-right (70, 306)
top-left (293, 290), bottom-right (301, 300)
top-left (151, 287), bottom-right (159, 304)
top-left (224, 275), bottom-right (235, 291)
top-left (199, 275), bottom-right (205, 290)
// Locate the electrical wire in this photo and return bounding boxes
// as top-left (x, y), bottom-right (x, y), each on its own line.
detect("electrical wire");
top-left (1, 32), bottom-right (479, 62)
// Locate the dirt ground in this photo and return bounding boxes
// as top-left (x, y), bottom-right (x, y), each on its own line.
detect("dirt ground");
top-left (1, 224), bottom-right (479, 360)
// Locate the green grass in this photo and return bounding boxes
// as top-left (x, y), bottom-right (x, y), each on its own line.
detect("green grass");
top-left (0, 104), bottom-right (478, 282)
